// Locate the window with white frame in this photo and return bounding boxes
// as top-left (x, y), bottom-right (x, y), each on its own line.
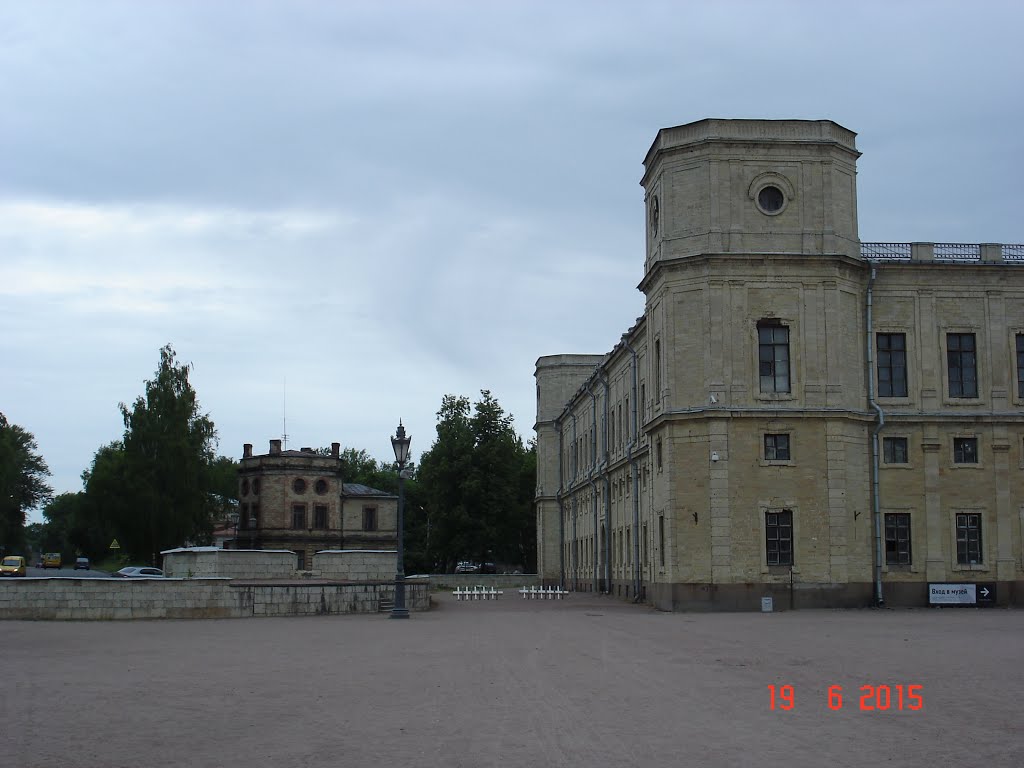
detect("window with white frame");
top-left (758, 321), bottom-right (791, 393)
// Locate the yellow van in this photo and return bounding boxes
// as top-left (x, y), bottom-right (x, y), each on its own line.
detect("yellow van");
top-left (0, 555), bottom-right (27, 577)
top-left (42, 552), bottom-right (62, 569)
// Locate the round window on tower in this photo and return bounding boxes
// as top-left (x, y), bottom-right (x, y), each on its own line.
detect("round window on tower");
top-left (315, 479), bottom-right (328, 495)
top-left (241, 478), bottom-right (250, 496)
top-left (757, 185), bottom-right (785, 214)
top-left (293, 478), bottom-right (307, 494)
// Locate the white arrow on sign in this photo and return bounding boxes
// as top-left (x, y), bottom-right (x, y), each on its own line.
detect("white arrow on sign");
top-left (980, 587), bottom-right (990, 597)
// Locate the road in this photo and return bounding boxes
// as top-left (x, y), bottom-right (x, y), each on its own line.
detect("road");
top-left (22, 566), bottom-right (114, 578)
top-left (1, 593), bottom-right (1021, 767)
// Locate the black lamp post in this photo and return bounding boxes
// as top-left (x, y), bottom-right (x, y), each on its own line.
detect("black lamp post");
top-left (390, 420), bottom-right (412, 619)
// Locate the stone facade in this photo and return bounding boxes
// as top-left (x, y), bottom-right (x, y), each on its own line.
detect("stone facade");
top-left (236, 440), bottom-right (398, 570)
top-left (536, 118), bottom-right (1024, 610)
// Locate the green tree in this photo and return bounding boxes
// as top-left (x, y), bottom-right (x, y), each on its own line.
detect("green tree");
top-left (416, 392), bottom-right (535, 572)
top-left (0, 413), bottom-right (53, 555)
top-left (112, 344), bottom-right (219, 564)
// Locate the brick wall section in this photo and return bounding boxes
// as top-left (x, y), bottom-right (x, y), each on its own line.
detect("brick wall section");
top-left (163, 549), bottom-right (298, 579)
top-left (0, 578), bottom-right (429, 620)
top-left (312, 550), bottom-right (395, 581)
top-left (162, 548), bottom-right (399, 581)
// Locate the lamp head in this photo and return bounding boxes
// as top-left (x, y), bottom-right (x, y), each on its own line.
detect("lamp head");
top-left (391, 420), bottom-right (412, 466)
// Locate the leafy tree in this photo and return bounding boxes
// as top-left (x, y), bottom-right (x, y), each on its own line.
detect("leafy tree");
top-left (0, 412), bottom-right (53, 555)
top-left (111, 344), bottom-right (219, 564)
top-left (416, 392), bottom-right (535, 572)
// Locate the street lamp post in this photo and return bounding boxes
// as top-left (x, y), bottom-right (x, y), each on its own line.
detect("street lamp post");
top-left (390, 420), bottom-right (411, 619)
top-left (229, 512), bottom-right (240, 550)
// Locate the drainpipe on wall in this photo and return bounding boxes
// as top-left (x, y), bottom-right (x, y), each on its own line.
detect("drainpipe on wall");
top-left (599, 369), bottom-right (611, 593)
top-left (867, 266), bottom-right (885, 607)
top-left (556, 416), bottom-right (565, 591)
top-left (621, 333), bottom-right (642, 602)
top-left (586, 378), bottom-right (601, 594)
top-left (571, 413), bottom-right (579, 591)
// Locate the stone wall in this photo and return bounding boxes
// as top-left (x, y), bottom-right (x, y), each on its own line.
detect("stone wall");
top-left (313, 550), bottom-right (395, 581)
top-left (163, 548), bottom-right (298, 579)
top-left (0, 577), bottom-right (429, 620)
top-left (162, 548), bottom-right (397, 581)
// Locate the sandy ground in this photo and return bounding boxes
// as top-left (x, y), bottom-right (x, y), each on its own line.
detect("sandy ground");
top-left (1, 593), bottom-right (1021, 768)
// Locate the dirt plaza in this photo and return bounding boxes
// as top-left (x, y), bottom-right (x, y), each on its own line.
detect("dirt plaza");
top-left (1, 593), bottom-right (1021, 768)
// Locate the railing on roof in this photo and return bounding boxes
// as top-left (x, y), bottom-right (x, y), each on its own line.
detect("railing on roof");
top-left (860, 242), bottom-right (911, 261)
top-left (860, 242), bottom-right (1024, 263)
top-left (1003, 244), bottom-right (1024, 261)
top-left (933, 243), bottom-right (980, 261)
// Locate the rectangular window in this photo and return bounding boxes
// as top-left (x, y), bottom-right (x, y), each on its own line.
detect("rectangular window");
top-left (658, 515), bottom-right (665, 567)
top-left (1016, 334), bottom-right (1024, 399)
top-left (654, 338), bottom-right (661, 396)
top-left (765, 509), bottom-right (793, 566)
top-left (764, 433), bottom-right (790, 461)
top-left (313, 504), bottom-right (328, 530)
top-left (758, 322), bottom-right (791, 393)
top-left (947, 333), bottom-right (978, 398)
top-left (953, 437), bottom-right (978, 464)
top-left (640, 383), bottom-right (646, 420)
top-left (656, 438), bottom-right (663, 471)
top-left (883, 436), bottom-right (909, 464)
top-left (362, 506), bottom-right (377, 532)
top-left (884, 513), bottom-right (912, 565)
top-left (642, 523), bottom-right (648, 567)
top-left (956, 513), bottom-right (982, 564)
top-left (239, 503), bottom-right (248, 529)
top-left (877, 333), bottom-right (908, 397)
top-left (296, 550), bottom-right (306, 571)
top-left (250, 503), bottom-right (259, 529)
top-left (291, 504), bottom-right (306, 530)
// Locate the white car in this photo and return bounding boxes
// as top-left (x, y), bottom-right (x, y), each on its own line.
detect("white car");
top-left (113, 566), bottom-right (165, 578)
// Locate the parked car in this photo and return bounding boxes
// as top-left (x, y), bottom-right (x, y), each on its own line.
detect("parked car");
top-left (455, 561), bottom-right (479, 573)
top-left (113, 567), bottom-right (165, 578)
top-left (74, 557), bottom-right (90, 570)
top-left (42, 552), bottom-right (62, 569)
top-left (0, 555), bottom-right (27, 577)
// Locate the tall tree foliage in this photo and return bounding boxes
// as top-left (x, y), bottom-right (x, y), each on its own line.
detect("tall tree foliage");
top-left (113, 345), bottom-right (219, 563)
top-left (416, 391), bottom-right (535, 572)
top-left (0, 412), bottom-right (52, 554)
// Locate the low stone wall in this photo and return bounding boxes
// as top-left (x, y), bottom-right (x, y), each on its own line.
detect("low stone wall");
top-left (161, 548), bottom-right (397, 582)
top-left (163, 548), bottom-right (298, 579)
top-left (313, 550), bottom-right (395, 581)
top-left (0, 577), bottom-right (429, 620)
top-left (426, 573), bottom-right (541, 590)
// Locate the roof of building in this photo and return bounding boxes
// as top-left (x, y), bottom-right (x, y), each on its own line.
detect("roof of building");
top-left (342, 483), bottom-right (395, 497)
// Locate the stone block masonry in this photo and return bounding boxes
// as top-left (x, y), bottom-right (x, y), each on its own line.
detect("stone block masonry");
top-left (0, 577), bottom-right (429, 620)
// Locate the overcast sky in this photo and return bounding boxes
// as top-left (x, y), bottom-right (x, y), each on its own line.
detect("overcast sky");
top-left (3, 1), bottom-right (1023, 522)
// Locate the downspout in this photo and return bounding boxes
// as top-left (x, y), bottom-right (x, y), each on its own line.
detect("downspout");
top-left (571, 412), bottom-right (579, 591)
top-left (556, 416), bottom-right (565, 591)
top-left (867, 266), bottom-right (885, 607)
top-left (586, 378), bottom-right (600, 594)
top-left (599, 369), bottom-right (611, 593)
top-left (621, 333), bottom-right (642, 602)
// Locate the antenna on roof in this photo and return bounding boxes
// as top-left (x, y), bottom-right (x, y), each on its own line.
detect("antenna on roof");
top-left (281, 376), bottom-right (289, 450)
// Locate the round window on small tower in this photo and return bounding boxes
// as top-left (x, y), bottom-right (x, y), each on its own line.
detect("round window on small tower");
top-left (293, 478), bottom-right (307, 494)
top-left (315, 479), bottom-right (328, 495)
top-left (757, 185), bottom-right (785, 214)
top-left (241, 478), bottom-right (250, 496)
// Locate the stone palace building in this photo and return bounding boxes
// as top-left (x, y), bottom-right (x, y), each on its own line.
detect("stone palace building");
top-left (535, 118), bottom-right (1024, 610)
